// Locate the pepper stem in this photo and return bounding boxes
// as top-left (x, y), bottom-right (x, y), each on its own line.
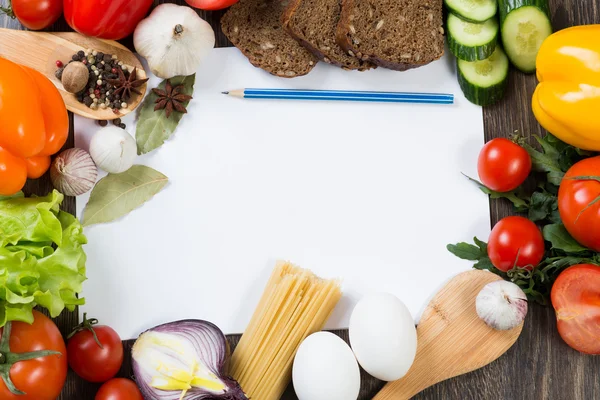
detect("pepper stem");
top-left (174, 24), bottom-right (184, 35)
top-left (68, 313), bottom-right (104, 349)
top-left (0, 321), bottom-right (62, 395)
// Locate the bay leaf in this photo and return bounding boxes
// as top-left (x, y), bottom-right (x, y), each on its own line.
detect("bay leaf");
top-left (136, 74), bottom-right (196, 155)
top-left (82, 165), bottom-right (168, 227)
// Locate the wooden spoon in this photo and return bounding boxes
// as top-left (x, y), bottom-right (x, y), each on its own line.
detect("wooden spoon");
top-left (0, 28), bottom-right (147, 120)
top-left (374, 270), bottom-right (523, 400)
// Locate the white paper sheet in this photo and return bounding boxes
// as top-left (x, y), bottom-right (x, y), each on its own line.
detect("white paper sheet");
top-left (75, 47), bottom-right (490, 339)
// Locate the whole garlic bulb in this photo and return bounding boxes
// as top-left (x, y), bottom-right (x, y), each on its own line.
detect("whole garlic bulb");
top-left (89, 126), bottom-right (137, 174)
top-left (134, 3), bottom-right (215, 79)
top-left (50, 148), bottom-right (98, 196)
top-left (476, 280), bottom-right (528, 331)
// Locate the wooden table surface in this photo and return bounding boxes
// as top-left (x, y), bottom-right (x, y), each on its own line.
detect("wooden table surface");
top-left (2, 1), bottom-right (599, 399)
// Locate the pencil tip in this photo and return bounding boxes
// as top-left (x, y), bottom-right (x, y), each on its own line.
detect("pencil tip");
top-left (221, 91), bottom-right (229, 95)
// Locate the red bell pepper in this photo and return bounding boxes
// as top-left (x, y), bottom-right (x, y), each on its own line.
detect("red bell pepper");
top-left (63, 0), bottom-right (153, 40)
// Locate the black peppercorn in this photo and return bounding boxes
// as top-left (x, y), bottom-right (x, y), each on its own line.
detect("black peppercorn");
top-left (77, 50), bottom-right (85, 58)
top-left (98, 120), bottom-right (108, 127)
top-left (114, 94), bottom-right (120, 100)
top-left (97, 52), bottom-right (104, 59)
top-left (83, 96), bottom-right (93, 107)
top-left (119, 123), bottom-right (126, 129)
top-left (55, 67), bottom-right (64, 80)
top-left (71, 54), bottom-right (80, 61)
top-left (100, 88), bottom-right (106, 94)
top-left (112, 118), bottom-right (122, 126)
top-left (103, 54), bottom-right (112, 62)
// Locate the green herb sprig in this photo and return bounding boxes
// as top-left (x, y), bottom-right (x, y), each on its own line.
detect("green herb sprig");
top-left (449, 134), bottom-right (599, 305)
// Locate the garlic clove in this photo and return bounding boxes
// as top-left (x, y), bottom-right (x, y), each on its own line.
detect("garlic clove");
top-left (476, 280), bottom-right (528, 330)
top-left (50, 148), bottom-right (98, 196)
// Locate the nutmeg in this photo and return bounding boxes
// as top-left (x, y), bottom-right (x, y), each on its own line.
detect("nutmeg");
top-left (61, 61), bottom-right (89, 94)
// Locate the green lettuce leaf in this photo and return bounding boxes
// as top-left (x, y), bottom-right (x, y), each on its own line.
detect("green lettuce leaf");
top-left (0, 190), bottom-right (87, 326)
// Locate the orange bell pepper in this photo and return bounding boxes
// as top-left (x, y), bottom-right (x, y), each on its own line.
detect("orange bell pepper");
top-left (0, 57), bottom-right (69, 196)
top-left (532, 25), bottom-right (600, 151)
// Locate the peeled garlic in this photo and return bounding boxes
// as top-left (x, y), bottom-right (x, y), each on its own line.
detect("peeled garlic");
top-left (134, 3), bottom-right (215, 79)
top-left (89, 126), bottom-right (137, 174)
top-left (476, 280), bottom-right (528, 330)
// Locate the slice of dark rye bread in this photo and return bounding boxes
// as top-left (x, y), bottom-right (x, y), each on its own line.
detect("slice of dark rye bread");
top-left (282, 0), bottom-right (374, 71)
top-left (336, 0), bottom-right (445, 71)
top-left (221, 0), bottom-right (318, 77)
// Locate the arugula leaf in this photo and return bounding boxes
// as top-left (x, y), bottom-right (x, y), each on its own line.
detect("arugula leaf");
top-left (543, 224), bottom-right (589, 253)
top-left (463, 174), bottom-right (528, 209)
top-left (524, 138), bottom-right (564, 186)
top-left (446, 242), bottom-right (482, 261)
top-left (528, 191), bottom-right (559, 223)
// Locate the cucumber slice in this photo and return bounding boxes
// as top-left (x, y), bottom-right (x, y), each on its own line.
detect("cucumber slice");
top-left (457, 47), bottom-right (509, 106)
top-left (498, 0), bottom-right (552, 73)
top-left (445, 0), bottom-right (497, 23)
top-left (447, 14), bottom-right (499, 61)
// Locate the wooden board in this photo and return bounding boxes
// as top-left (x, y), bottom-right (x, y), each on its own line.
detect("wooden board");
top-left (4, 1), bottom-right (600, 399)
top-left (0, 29), bottom-right (146, 120)
top-left (374, 270), bottom-right (522, 399)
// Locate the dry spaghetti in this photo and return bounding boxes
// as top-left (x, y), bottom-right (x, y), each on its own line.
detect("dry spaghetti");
top-left (230, 261), bottom-right (342, 400)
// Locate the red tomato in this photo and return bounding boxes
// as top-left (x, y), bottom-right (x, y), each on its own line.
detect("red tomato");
top-left (0, 311), bottom-right (67, 400)
top-left (558, 156), bottom-right (600, 252)
top-left (185, 0), bottom-right (239, 11)
top-left (95, 378), bottom-right (143, 400)
top-left (487, 216), bottom-right (545, 272)
top-left (63, 0), bottom-right (153, 40)
top-left (67, 316), bottom-right (123, 383)
top-left (477, 138), bottom-right (532, 192)
top-left (9, 0), bottom-right (62, 30)
top-left (551, 264), bottom-right (600, 354)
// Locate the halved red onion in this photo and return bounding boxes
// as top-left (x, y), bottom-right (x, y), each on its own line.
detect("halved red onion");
top-left (132, 320), bottom-right (247, 400)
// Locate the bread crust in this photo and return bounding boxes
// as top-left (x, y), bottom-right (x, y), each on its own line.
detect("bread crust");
top-left (335, 0), bottom-right (444, 71)
top-left (222, 0), bottom-right (318, 78)
top-left (282, 0), bottom-right (374, 71)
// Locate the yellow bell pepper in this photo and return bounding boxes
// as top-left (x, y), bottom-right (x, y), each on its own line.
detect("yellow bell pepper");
top-left (532, 25), bottom-right (600, 150)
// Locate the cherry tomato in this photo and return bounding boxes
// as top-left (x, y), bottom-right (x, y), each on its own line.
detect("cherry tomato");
top-left (477, 138), bottom-right (532, 192)
top-left (0, 311), bottom-right (67, 400)
top-left (185, 0), bottom-right (240, 11)
top-left (25, 155), bottom-right (51, 179)
top-left (9, 0), bottom-right (62, 30)
top-left (558, 156), bottom-right (600, 252)
top-left (551, 264), bottom-right (600, 354)
top-left (487, 216), bottom-right (545, 272)
top-left (0, 147), bottom-right (27, 196)
top-left (95, 378), bottom-right (143, 400)
top-left (67, 315), bottom-right (123, 383)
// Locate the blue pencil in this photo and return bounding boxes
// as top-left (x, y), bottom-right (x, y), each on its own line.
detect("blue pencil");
top-left (222, 88), bottom-right (454, 104)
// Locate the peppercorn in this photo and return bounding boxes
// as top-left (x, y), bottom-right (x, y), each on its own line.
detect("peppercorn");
top-left (72, 54), bottom-right (80, 61)
top-left (98, 120), bottom-right (108, 127)
top-left (112, 118), bottom-right (122, 126)
top-left (55, 67), bottom-right (64, 80)
top-left (83, 96), bottom-right (93, 107)
top-left (112, 108), bottom-right (120, 114)
top-left (103, 54), bottom-right (112, 62)
top-left (119, 123), bottom-right (126, 129)
top-left (77, 50), bottom-right (85, 58)
top-left (56, 60), bottom-right (63, 68)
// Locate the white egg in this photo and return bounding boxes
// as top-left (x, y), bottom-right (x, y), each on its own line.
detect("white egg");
top-left (292, 331), bottom-right (361, 400)
top-left (349, 292), bottom-right (417, 381)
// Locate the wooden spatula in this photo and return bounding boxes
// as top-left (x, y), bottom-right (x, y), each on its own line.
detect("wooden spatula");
top-left (0, 28), bottom-right (147, 120)
top-left (374, 270), bottom-right (523, 400)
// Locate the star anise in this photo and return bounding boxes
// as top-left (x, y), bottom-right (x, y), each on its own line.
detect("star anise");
top-left (106, 67), bottom-right (149, 100)
top-left (152, 80), bottom-right (193, 118)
